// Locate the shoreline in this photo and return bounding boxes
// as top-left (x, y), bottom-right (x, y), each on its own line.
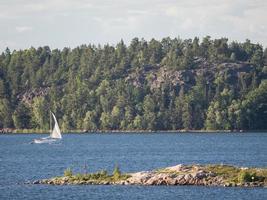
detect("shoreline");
top-left (1, 128), bottom-right (267, 134)
top-left (32, 164), bottom-right (267, 187)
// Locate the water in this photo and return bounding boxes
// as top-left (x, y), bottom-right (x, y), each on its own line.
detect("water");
top-left (0, 132), bottom-right (266, 200)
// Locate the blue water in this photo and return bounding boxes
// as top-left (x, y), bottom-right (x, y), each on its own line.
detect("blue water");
top-left (0, 132), bottom-right (266, 200)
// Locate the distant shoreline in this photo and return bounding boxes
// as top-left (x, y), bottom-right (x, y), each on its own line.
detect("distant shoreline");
top-left (1, 128), bottom-right (266, 134)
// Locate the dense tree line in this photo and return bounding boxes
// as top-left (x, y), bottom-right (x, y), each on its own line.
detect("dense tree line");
top-left (0, 36), bottom-right (266, 131)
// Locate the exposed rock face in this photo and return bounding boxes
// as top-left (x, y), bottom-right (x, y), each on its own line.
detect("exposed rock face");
top-left (16, 61), bottom-right (255, 105)
top-left (0, 128), bottom-right (14, 133)
top-left (17, 87), bottom-right (50, 104)
top-left (125, 60), bottom-right (255, 91)
top-left (124, 164), bottom-right (224, 186)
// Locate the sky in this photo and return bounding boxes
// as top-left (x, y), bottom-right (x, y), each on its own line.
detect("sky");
top-left (0, 0), bottom-right (267, 51)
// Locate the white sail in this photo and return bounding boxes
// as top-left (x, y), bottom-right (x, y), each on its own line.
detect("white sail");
top-left (32, 111), bottom-right (62, 143)
top-left (50, 112), bottom-right (62, 139)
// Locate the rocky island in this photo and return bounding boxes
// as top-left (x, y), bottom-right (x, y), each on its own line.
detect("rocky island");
top-left (33, 164), bottom-right (267, 187)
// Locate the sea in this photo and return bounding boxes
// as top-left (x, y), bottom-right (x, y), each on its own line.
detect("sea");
top-left (0, 132), bottom-right (266, 200)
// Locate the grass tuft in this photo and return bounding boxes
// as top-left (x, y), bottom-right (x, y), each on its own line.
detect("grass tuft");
top-left (64, 168), bottom-right (73, 177)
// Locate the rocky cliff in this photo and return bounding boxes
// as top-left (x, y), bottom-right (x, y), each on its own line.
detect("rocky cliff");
top-left (126, 59), bottom-right (257, 92)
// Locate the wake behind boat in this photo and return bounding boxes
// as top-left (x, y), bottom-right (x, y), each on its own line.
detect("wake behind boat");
top-left (33, 112), bottom-right (62, 144)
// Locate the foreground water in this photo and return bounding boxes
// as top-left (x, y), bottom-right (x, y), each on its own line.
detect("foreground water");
top-left (0, 132), bottom-right (266, 199)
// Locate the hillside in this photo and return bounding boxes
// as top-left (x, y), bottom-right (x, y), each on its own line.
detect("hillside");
top-left (0, 37), bottom-right (267, 131)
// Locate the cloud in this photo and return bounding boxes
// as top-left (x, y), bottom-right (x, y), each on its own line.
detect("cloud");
top-left (1, 0), bottom-right (267, 51)
top-left (15, 26), bottom-right (33, 33)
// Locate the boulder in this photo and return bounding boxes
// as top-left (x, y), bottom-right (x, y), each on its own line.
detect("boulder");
top-left (127, 171), bottom-right (155, 184)
top-left (165, 164), bottom-right (184, 172)
top-left (32, 180), bottom-right (40, 184)
top-left (184, 174), bottom-right (193, 184)
top-left (165, 176), bottom-right (178, 185)
top-left (193, 171), bottom-right (207, 179)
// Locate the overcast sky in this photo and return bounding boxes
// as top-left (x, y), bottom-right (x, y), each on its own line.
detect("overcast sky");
top-left (0, 0), bottom-right (266, 51)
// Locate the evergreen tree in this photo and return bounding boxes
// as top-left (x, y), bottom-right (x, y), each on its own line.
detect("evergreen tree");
top-left (12, 103), bottom-right (31, 129)
top-left (0, 36), bottom-right (265, 131)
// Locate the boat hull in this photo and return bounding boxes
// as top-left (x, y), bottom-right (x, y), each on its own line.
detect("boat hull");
top-left (33, 138), bottom-right (59, 144)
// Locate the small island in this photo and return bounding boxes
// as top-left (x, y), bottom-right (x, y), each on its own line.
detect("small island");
top-left (33, 164), bottom-right (267, 187)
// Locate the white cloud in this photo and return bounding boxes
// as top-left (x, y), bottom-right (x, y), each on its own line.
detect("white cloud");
top-left (165, 6), bottom-right (179, 17)
top-left (1, 0), bottom-right (267, 51)
top-left (15, 26), bottom-right (33, 33)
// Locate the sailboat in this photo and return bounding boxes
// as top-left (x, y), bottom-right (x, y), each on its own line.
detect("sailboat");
top-left (33, 111), bottom-right (62, 144)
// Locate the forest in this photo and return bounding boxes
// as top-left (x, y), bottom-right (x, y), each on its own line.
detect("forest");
top-left (0, 36), bottom-right (267, 131)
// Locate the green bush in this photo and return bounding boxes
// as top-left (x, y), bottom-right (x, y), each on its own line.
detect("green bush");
top-left (75, 173), bottom-right (83, 180)
top-left (64, 168), bottom-right (73, 177)
top-left (99, 170), bottom-right (108, 177)
top-left (238, 171), bottom-right (257, 183)
top-left (113, 164), bottom-right (121, 180)
top-left (91, 172), bottom-right (101, 179)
